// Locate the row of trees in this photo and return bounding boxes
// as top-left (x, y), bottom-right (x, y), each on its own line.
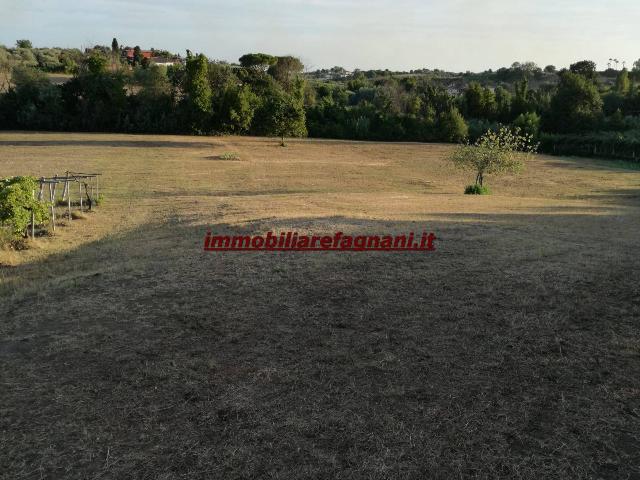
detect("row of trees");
top-left (1, 45), bottom-right (640, 157)
top-left (0, 50), bottom-right (307, 142)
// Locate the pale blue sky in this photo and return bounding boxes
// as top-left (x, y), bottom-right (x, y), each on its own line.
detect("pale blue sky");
top-left (1, 0), bottom-right (638, 72)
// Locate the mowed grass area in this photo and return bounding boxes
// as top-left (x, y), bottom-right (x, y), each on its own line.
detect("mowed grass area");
top-left (1, 132), bottom-right (639, 479)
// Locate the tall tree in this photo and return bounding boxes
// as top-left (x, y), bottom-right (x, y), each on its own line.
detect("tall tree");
top-left (16, 39), bottom-right (32, 49)
top-left (615, 68), bottom-right (631, 95)
top-left (546, 71), bottom-right (603, 133)
top-left (268, 56), bottom-right (304, 91)
top-left (183, 52), bottom-right (212, 133)
top-left (569, 60), bottom-right (598, 81)
top-left (133, 46), bottom-right (143, 66)
top-left (239, 53), bottom-right (277, 73)
top-left (463, 82), bottom-right (496, 119)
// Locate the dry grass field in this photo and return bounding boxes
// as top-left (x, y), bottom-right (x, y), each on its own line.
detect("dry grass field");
top-left (1, 131), bottom-right (640, 479)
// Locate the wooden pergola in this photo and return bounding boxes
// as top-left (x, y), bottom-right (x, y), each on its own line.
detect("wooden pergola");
top-left (29, 172), bottom-right (102, 238)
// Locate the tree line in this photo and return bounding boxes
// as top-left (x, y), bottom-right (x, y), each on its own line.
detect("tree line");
top-left (1, 41), bottom-right (640, 159)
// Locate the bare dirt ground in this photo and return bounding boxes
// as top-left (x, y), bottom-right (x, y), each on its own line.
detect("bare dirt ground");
top-left (1, 132), bottom-right (639, 479)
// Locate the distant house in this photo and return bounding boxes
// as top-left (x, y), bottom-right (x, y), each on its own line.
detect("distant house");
top-left (121, 49), bottom-right (180, 67)
top-left (150, 57), bottom-right (179, 67)
top-left (123, 48), bottom-right (153, 62)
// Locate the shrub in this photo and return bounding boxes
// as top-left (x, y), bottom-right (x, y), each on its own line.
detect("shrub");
top-left (464, 184), bottom-right (491, 195)
top-left (0, 176), bottom-right (49, 237)
top-left (218, 152), bottom-right (240, 160)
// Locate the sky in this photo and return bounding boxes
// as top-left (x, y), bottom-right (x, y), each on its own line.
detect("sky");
top-left (1, 0), bottom-right (639, 72)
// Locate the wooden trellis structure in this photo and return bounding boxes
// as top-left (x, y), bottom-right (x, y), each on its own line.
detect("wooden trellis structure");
top-left (29, 171), bottom-right (102, 239)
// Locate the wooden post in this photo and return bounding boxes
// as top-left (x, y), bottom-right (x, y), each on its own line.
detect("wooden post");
top-left (79, 182), bottom-right (83, 212)
top-left (38, 178), bottom-right (44, 201)
top-left (49, 183), bottom-right (56, 232)
top-left (62, 178), bottom-right (68, 201)
top-left (31, 189), bottom-right (35, 239)
top-left (96, 176), bottom-right (99, 199)
top-left (67, 181), bottom-right (72, 221)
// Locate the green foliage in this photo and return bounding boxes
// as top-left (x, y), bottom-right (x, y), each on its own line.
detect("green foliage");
top-left (467, 118), bottom-right (500, 142)
top-left (2, 47), bottom-right (640, 154)
top-left (83, 53), bottom-right (108, 75)
top-left (262, 87), bottom-right (307, 145)
top-left (464, 184), bottom-right (491, 195)
top-left (6, 66), bottom-right (63, 130)
top-left (449, 127), bottom-right (538, 187)
top-left (511, 79), bottom-right (532, 117)
top-left (219, 152), bottom-right (240, 160)
top-left (16, 39), bottom-right (33, 49)
top-left (570, 60), bottom-right (598, 81)
top-left (539, 130), bottom-right (640, 161)
top-left (183, 52), bottom-right (212, 133)
top-left (438, 107), bottom-right (468, 143)
top-left (463, 82), bottom-right (497, 119)
top-left (62, 68), bottom-right (127, 132)
top-left (239, 53), bottom-right (277, 72)
top-left (494, 86), bottom-right (512, 122)
top-left (545, 72), bottom-right (603, 133)
top-left (268, 56), bottom-right (304, 90)
top-left (513, 112), bottom-right (541, 138)
top-left (133, 46), bottom-right (143, 66)
top-left (0, 176), bottom-right (49, 237)
top-left (615, 69), bottom-right (630, 95)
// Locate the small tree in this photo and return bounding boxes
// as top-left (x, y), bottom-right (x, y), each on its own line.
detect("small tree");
top-left (0, 176), bottom-right (49, 237)
top-left (16, 39), bottom-right (32, 49)
top-left (449, 127), bottom-right (537, 191)
top-left (262, 88), bottom-right (307, 146)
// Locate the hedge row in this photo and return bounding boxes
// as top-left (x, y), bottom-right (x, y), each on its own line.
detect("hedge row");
top-left (539, 130), bottom-right (640, 161)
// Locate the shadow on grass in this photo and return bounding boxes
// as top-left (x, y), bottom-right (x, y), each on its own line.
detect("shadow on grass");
top-left (1, 210), bottom-right (639, 479)
top-left (544, 157), bottom-right (640, 172)
top-left (0, 139), bottom-right (219, 149)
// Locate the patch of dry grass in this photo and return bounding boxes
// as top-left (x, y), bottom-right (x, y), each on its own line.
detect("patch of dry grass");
top-left (1, 132), bottom-right (639, 479)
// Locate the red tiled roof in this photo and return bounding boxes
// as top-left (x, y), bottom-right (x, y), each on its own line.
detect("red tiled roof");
top-left (124, 48), bottom-right (153, 59)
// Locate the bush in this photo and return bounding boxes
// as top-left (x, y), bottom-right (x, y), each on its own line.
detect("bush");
top-left (0, 176), bottom-right (49, 237)
top-left (464, 184), bottom-right (491, 195)
top-left (218, 152), bottom-right (240, 160)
